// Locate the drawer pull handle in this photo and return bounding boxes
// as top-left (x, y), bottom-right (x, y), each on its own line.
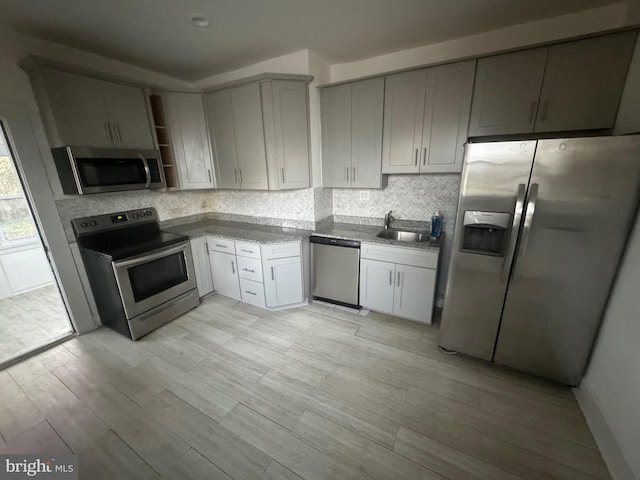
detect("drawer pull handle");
top-left (242, 268), bottom-right (256, 273)
top-left (240, 249), bottom-right (253, 253)
top-left (244, 290), bottom-right (257, 296)
top-left (215, 243), bottom-right (227, 248)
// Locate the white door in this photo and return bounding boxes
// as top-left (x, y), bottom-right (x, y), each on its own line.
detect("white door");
top-left (210, 250), bottom-right (240, 300)
top-left (393, 264), bottom-right (436, 324)
top-left (190, 237), bottom-right (213, 297)
top-left (359, 258), bottom-right (394, 314)
top-left (264, 256), bottom-right (303, 308)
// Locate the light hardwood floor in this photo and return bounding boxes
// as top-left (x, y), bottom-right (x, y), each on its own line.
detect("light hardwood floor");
top-left (0, 294), bottom-right (610, 480)
top-left (0, 284), bottom-right (73, 365)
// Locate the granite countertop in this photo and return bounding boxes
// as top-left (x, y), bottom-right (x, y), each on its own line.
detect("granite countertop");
top-left (162, 217), bottom-right (441, 252)
top-left (313, 222), bottom-right (442, 252)
top-left (162, 219), bottom-right (313, 244)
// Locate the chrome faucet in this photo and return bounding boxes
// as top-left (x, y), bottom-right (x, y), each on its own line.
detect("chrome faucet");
top-left (384, 210), bottom-right (395, 229)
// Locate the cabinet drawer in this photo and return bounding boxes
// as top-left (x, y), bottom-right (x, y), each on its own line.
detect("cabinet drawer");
top-left (237, 256), bottom-right (263, 282)
top-left (360, 242), bottom-right (438, 269)
top-left (208, 237), bottom-right (236, 254)
top-left (261, 241), bottom-right (301, 260)
top-left (235, 241), bottom-right (262, 259)
top-left (239, 278), bottom-right (266, 308)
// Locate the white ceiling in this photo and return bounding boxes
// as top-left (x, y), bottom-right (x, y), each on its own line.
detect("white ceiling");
top-left (0, 0), bottom-right (627, 81)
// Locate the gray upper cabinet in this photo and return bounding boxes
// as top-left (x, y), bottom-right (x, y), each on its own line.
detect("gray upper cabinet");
top-left (205, 77), bottom-right (310, 190)
top-left (534, 32), bottom-right (637, 132)
top-left (164, 92), bottom-right (215, 190)
top-left (470, 31), bottom-right (637, 136)
top-left (321, 77), bottom-right (384, 188)
top-left (321, 83), bottom-right (352, 188)
top-left (34, 68), bottom-right (154, 149)
top-left (262, 80), bottom-right (311, 190)
top-left (469, 49), bottom-right (547, 137)
top-left (206, 89), bottom-right (240, 189)
top-left (231, 83), bottom-right (269, 190)
top-left (382, 60), bottom-right (475, 174)
top-left (421, 60), bottom-right (475, 173)
top-left (382, 70), bottom-right (427, 173)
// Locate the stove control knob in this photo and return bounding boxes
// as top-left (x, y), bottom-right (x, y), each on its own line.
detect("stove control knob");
top-left (80, 222), bottom-right (88, 228)
top-left (89, 221), bottom-right (97, 227)
top-left (146, 211), bottom-right (152, 216)
top-left (133, 213), bottom-right (139, 219)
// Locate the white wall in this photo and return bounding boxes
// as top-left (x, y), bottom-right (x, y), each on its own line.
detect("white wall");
top-left (329, 3), bottom-right (630, 82)
top-left (576, 211), bottom-right (640, 480)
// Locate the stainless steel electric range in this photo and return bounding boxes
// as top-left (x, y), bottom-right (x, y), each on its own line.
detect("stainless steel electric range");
top-left (73, 207), bottom-right (199, 340)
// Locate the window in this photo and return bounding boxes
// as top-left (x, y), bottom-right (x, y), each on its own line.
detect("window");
top-left (0, 130), bottom-right (38, 246)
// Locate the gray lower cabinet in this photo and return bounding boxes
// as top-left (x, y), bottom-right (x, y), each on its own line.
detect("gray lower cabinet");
top-left (190, 237), bottom-right (214, 297)
top-left (469, 31), bottom-right (637, 136)
top-left (165, 92), bottom-right (215, 189)
top-left (321, 77), bottom-right (385, 188)
top-left (205, 77), bottom-right (310, 190)
top-left (30, 68), bottom-right (154, 149)
top-left (382, 60), bottom-right (475, 174)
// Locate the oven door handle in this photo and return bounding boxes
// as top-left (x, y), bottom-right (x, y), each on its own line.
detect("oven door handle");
top-left (113, 241), bottom-right (188, 269)
top-left (140, 154), bottom-right (151, 188)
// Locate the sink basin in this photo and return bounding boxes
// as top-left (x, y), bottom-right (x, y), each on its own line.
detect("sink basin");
top-left (376, 229), bottom-right (430, 243)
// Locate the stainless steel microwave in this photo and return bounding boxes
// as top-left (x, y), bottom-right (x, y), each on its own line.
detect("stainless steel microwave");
top-left (51, 146), bottom-right (166, 195)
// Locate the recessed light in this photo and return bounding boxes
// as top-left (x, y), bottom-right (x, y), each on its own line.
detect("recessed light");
top-left (191, 14), bottom-right (210, 28)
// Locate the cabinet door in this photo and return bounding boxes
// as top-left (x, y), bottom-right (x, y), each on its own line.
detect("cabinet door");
top-left (321, 83), bottom-right (352, 188)
top-left (351, 77), bottom-right (384, 188)
top-left (382, 69), bottom-right (427, 173)
top-left (166, 92), bottom-right (215, 189)
top-left (42, 69), bottom-right (112, 148)
top-left (534, 32), bottom-right (637, 133)
top-left (421, 60), bottom-right (475, 173)
top-left (359, 258), bottom-right (395, 314)
top-left (263, 257), bottom-right (303, 308)
top-left (268, 80), bottom-right (310, 189)
top-left (101, 81), bottom-right (155, 149)
top-left (393, 264), bottom-right (436, 324)
top-left (230, 83), bottom-right (269, 190)
top-left (209, 250), bottom-right (240, 300)
top-left (469, 48), bottom-right (547, 136)
top-left (190, 237), bottom-right (213, 297)
top-left (206, 90), bottom-right (240, 189)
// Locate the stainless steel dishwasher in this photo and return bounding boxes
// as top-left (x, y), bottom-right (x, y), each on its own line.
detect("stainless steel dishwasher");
top-left (310, 235), bottom-right (361, 308)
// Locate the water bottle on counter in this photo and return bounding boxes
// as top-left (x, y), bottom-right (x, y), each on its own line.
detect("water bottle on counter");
top-left (430, 211), bottom-right (443, 240)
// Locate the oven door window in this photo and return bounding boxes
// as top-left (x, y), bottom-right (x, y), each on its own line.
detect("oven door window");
top-left (127, 251), bottom-right (188, 302)
top-left (76, 157), bottom-right (147, 187)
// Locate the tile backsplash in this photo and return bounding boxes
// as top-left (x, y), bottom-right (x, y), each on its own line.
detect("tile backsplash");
top-left (332, 174), bottom-right (461, 231)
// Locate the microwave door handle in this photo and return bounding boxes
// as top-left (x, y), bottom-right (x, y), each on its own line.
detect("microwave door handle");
top-left (113, 241), bottom-right (189, 268)
top-left (511, 183), bottom-right (538, 282)
top-left (140, 154), bottom-right (151, 188)
top-left (501, 183), bottom-right (527, 282)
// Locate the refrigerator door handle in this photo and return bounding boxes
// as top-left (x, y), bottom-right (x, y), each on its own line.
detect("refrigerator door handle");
top-left (512, 183), bottom-right (539, 281)
top-left (501, 184), bottom-right (527, 282)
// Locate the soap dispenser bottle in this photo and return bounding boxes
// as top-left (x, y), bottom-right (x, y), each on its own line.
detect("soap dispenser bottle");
top-left (430, 211), bottom-right (443, 240)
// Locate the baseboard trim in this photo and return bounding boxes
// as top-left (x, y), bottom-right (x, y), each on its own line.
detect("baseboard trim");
top-left (574, 382), bottom-right (637, 480)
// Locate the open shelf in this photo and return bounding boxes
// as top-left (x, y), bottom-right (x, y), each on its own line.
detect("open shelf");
top-left (149, 94), bottom-right (177, 188)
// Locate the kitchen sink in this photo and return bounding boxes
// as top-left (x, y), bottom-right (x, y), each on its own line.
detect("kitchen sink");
top-left (376, 228), bottom-right (430, 243)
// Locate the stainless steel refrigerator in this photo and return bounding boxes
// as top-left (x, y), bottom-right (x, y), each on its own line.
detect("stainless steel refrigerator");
top-left (440, 135), bottom-right (640, 385)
